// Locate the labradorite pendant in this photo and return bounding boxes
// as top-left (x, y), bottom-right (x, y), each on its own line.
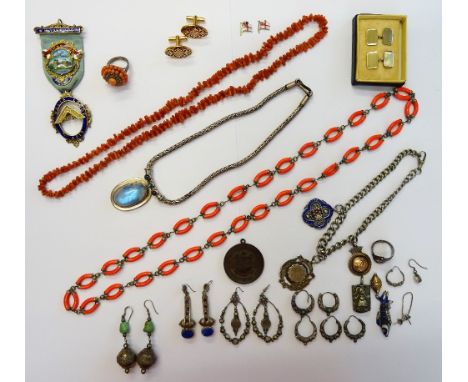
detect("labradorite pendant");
top-left (111, 178), bottom-right (151, 211)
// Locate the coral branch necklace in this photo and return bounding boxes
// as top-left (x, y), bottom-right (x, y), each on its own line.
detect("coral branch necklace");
top-left (39, 14), bottom-right (328, 198)
top-left (64, 87), bottom-right (419, 315)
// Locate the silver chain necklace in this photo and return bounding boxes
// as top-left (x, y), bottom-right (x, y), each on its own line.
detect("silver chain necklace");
top-left (111, 79), bottom-right (312, 211)
top-left (279, 149), bottom-right (426, 291)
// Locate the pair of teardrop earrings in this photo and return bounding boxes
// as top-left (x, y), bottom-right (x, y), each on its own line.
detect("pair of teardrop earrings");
top-left (220, 285), bottom-right (283, 345)
top-left (179, 281), bottom-right (216, 338)
top-left (165, 15), bottom-right (208, 59)
top-left (116, 300), bottom-right (158, 374)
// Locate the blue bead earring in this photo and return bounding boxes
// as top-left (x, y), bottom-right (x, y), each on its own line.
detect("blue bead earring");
top-left (179, 284), bottom-right (196, 339)
top-left (199, 281), bottom-right (216, 336)
top-left (302, 198), bottom-right (334, 229)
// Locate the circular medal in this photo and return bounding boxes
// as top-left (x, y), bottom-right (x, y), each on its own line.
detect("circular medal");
top-left (348, 246), bottom-right (372, 276)
top-left (223, 239), bottom-right (264, 284)
top-left (279, 256), bottom-right (314, 290)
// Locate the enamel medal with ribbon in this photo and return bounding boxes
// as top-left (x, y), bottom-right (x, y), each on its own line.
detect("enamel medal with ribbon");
top-left (34, 19), bottom-right (91, 147)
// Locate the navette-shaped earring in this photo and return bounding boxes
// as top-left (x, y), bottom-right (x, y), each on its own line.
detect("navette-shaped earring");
top-left (137, 300), bottom-right (158, 374)
top-left (179, 284), bottom-right (196, 339)
top-left (165, 35), bottom-right (192, 59)
top-left (101, 56), bottom-right (129, 86)
top-left (252, 285), bottom-right (283, 343)
top-left (199, 281), bottom-right (216, 337)
top-left (181, 16), bottom-right (208, 39)
top-left (116, 306), bottom-right (137, 373)
top-left (219, 287), bottom-right (250, 345)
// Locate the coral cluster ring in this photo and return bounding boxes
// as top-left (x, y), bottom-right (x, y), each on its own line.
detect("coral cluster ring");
top-left (101, 56), bottom-right (129, 86)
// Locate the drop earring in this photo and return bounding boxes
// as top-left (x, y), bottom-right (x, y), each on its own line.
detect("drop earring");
top-left (219, 287), bottom-right (250, 345)
top-left (199, 281), bottom-right (216, 337)
top-left (252, 285), bottom-right (283, 343)
top-left (179, 284), bottom-right (196, 339)
top-left (137, 300), bottom-right (158, 374)
top-left (408, 259), bottom-right (427, 283)
top-left (116, 306), bottom-right (137, 373)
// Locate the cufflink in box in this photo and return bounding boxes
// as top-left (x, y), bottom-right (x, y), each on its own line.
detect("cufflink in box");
top-left (352, 14), bottom-right (407, 86)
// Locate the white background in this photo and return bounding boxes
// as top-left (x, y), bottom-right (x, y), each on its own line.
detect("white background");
top-left (26, 1), bottom-right (441, 381)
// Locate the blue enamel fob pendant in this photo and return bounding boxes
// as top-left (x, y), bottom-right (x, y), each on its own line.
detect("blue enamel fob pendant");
top-left (302, 198), bottom-right (334, 229)
top-left (34, 20), bottom-right (91, 146)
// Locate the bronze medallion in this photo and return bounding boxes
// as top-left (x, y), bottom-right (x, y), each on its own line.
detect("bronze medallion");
top-left (223, 239), bottom-right (264, 284)
top-left (279, 256), bottom-right (314, 290)
top-left (348, 246), bottom-right (372, 276)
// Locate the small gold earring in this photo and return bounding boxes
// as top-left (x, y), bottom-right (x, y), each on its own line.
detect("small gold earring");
top-left (181, 16), bottom-right (208, 39)
top-left (165, 35), bottom-right (192, 59)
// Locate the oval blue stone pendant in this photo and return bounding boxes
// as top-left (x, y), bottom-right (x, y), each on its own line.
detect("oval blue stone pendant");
top-left (111, 178), bottom-right (151, 211)
top-left (302, 198), bottom-right (334, 229)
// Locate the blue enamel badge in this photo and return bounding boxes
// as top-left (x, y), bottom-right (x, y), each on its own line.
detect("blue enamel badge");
top-left (302, 198), bottom-right (334, 229)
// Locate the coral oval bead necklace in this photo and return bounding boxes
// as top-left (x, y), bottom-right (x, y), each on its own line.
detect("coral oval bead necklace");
top-left (64, 87), bottom-right (420, 315)
top-left (38, 14), bottom-right (329, 199)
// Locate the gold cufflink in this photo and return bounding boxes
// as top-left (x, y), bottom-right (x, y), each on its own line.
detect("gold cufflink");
top-left (181, 15), bottom-right (208, 39)
top-left (165, 35), bottom-right (192, 59)
top-left (367, 51), bottom-right (394, 69)
top-left (366, 28), bottom-right (394, 46)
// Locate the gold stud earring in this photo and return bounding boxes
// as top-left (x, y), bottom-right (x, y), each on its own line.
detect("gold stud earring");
top-left (181, 16), bottom-right (208, 39)
top-left (165, 35), bottom-right (192, 59)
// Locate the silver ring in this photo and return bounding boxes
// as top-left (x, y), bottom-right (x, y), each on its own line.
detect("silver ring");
top-left (371, 239), bottom-right (395, 263)
top-left (107, 56), bottom-right (130, 72)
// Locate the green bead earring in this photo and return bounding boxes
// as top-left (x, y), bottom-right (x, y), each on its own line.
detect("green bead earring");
top-left (116, 306), bottom-right (137, 373)
top-left (137, 300), bottom-right (159, 374)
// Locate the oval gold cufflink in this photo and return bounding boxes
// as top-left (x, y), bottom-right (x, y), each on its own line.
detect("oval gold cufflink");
top-left (181, 16), bottom-right (208, 39)
top-left (165, 35), bottom-right (192, 59)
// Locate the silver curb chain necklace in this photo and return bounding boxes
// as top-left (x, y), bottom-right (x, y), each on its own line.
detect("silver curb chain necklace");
top-left (279, 148), bottom-right (426, 291)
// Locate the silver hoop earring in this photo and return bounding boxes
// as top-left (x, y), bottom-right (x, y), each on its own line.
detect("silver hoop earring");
top-left (343, 315), bottom-right (366, 343)
top-left (385, 266), bottom-right (405, 287)
top-left (318, 292), bottom-right (339, 315)
top-left (320, 315), bottom-right (342, 343)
